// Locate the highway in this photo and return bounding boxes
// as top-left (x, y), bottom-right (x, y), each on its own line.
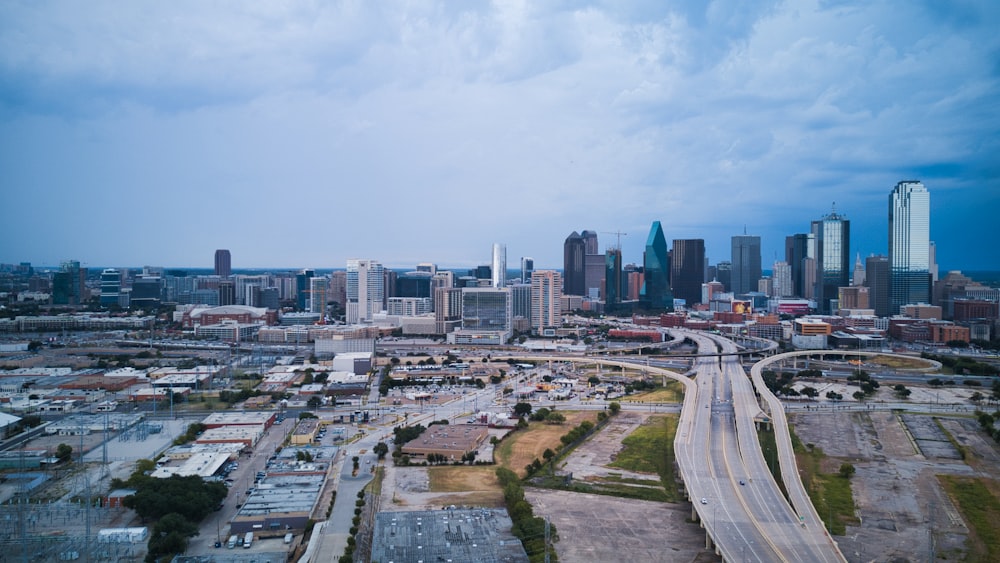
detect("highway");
top-left (675, 330), bottom-right (846, 562)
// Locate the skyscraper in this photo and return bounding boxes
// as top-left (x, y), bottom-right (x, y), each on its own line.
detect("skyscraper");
top-left (100, 269), bottom-right (121, 307)
top-left (772, 261), bottom-right (793, 298)
top-left (670, 239), bottom-right (705, 304)
top-left (785, 233), bottom-right (814, 298)
top-left (563, 232), bottom-right (586, 296)
top-left (715, 261), bottom-right (732, 293)
top-left (889, 181), bottom-right (931, 314)
top-left (296, 269), bottom-right (315, 311)
top-left (214, 249), bottom-right (231, 277)
top-left (520, 257), bottom-right (534, 283)
top-left (731, 235), bottom-right (762, 295)
top-left (491, 243), bottom-right (506, 288)
top-left (346, 259), bottom-right (385, 324)
top-left (530, 270), bottom-right (562, 332)
top-left (581, 230), bottom-right (599, 255)
top-left (309, 276), bottom-right (328, 315)
top-left (640, 221), bottom-right (672, 310)
top-left (604, 249), bottom-right (623, 306)
top-left (812, 209), bottom-right (850, 314)
top-left (865, 256), bottom-right (889, 317)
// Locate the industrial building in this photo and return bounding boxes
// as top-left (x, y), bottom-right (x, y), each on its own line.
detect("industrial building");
top-left (370, 508), bottom-right (528, 563)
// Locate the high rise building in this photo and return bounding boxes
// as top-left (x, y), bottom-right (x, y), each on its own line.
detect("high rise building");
top-left (604, 249), bottom-right (623, 306)
top-left (491, 243), bottom-right (507, 288)
top-left (531, 270), bottom-right (562, 333)
top-left (520, 257), bottom-right (534, 284)
top-left (640, 221), bottom-right (672, 310)
top-left (214, 249), bottom-right (231, 277)
top-left (100, 269), bottom-right (121, 307)
top-left (702, 280), bottom-right (725, 303)
top-left (584, 253), bottom-right (605, 299)
top-left (812, 209), bottom-right (850, 314)
top-left (396, 272), bottom-right (433, 299)
top-left (670, 239), bottom-right (705, 304)
top-left (889, 181), bottom-right (931, 314)
top-left (309, 276), bottom-right (328, 315)
top-left (434, 287), bottom-right (463, 334)
top-left (329, 271), bottom-right (347, 307)
top-left (296, 269), bottom-right (315, 311)
top-left (785, 233), bottom-right (814, 298)
top-left (581, 230), bottom-right (599, 255)
top-left (346, 259), bottom-right (385, 324)
top-left (510, 283), bottom-right (532, 331)
top-left (731, 235), bottom-right (762, 295)
top-left (772, 261), bottom-right (793, 298)
top-left (852, 254), bottom-right (866, 286)
top-left (865, 256), bottom-right (890, 317)
top-left (563, 232), bottom-right (586, 296)
top-left (715, 261), bottom-right (732, 293)
top-left (218, 280), bottom-right (235, 306)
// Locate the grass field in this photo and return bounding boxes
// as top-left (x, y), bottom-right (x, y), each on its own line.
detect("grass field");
top-left (606, 414), bottom-right (681, 502)
top-left (868, 355), bottom-right (935, 370)
top-left (938, 475), bottom-right (1000, 562)
top-left (624, 382), bottom-right (684, 404)
top-left (495, 411), bottom-right (598, 477)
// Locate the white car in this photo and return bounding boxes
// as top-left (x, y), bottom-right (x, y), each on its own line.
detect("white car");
top-left (700, 498), bottom-right (708, 505)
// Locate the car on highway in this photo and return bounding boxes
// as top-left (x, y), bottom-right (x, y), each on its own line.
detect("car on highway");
top-left (739, 480), bottom-right (745, 486)
top-left (700, 498), bottom-right (708, 504)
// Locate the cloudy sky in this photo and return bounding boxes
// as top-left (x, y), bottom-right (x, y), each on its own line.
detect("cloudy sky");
top-left (1, 0), bottom-right (997, 272)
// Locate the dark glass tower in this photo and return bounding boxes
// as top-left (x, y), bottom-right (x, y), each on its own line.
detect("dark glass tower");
top-left (731, 235), bottom-right (762, 295)
top-left (604, 248), bottom-right (623, 305)
top-left (812, 209), bottom-right (850, 314)
top-left (214, 249), bottom-right (231, 277)
top-left (670, 239), bottom-right (705, 304)
top-left (640, 221), bottom-right (672, 310)
top-left (563, 232), bottom-right (586, 296)
top-left (785, 233), bottom-right (813, 298)
top-left (865, 255), bottom-right (890, 317)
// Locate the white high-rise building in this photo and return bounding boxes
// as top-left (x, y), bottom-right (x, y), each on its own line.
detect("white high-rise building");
top-left (491, 243), bottom-right (506, 288)
top-left (889, 181), bottom-right (930, 314)
top-left (346, 259), bottom-right (384, 324)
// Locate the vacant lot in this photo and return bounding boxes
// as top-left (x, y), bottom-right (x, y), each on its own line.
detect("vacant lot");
top-left (622, 382), bottom-right (684, 404)
top-left (495, 410), bottom-right (598, 477)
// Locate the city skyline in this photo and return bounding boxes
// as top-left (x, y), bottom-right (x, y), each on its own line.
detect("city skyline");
top-left (1, 2), bottom-right (997, 271)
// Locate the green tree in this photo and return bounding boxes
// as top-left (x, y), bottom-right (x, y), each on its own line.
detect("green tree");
top-left (608, 402), bottom-right (621, 415)
top-left (588, 376), bottom-right (601, 386)
top-left (838, 463), bottom-right (856, 479)
top-left (545, 411), bottom-right (566, 424)
top-left (513, 402), bottom-right (533, 417)
top-left (373, 442), bottom-right (389, 460)
top-left (146, 512), bottom-right (199, 562)
top-left (55, 443), bottom-right (73, 463)
top-left (307, 395), bottom-right (323, 408)
top-left (801, 386), bottom-right (819, 398)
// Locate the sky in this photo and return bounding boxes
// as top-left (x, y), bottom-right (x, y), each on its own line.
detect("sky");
top-left (1, 0), bottom-right (998, 273)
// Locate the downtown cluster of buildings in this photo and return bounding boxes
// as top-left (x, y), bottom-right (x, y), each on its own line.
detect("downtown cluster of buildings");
top-left (1, 181), bottom-right (997, 350)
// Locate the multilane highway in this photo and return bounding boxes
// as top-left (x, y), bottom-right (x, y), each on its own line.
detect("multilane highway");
top-left (674, 329), bottom-right (845, 562)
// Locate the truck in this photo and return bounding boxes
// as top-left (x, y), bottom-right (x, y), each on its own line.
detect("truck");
top-left (226, 535), bottom-right (238, 549)
top-left (243, 532), bottom-right (253, 549)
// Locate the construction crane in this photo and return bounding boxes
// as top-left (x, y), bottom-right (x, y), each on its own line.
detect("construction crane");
top-left (602, 231), bottom-right (628, 250)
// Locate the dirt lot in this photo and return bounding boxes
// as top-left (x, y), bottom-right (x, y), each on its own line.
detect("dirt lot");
top-left (791, 410), bottom-right (995, 562)
top-left (527, 488), bottom-right (717, 563)
top-left (559, 412), bottom-right (653, 482)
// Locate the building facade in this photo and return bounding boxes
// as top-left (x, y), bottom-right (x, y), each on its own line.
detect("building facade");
top-left (530, 270), bottom-right (562, 333)
top-left (214, 249), bottom-right (231, 277)
top-left (563, 232), bottom-right (586, 296)
top-left (731, 235), bottom-right (761, 296)
top-left (670, 239), bottom-right (705, 304)
top-left (641, 221), bottom-right (672, 310)
top-left (889, 180), bottom-right (931, 314)
top-left (346, 259), bottom-right (384, 324)
top-left (812, 210), bottom-right (850, 314)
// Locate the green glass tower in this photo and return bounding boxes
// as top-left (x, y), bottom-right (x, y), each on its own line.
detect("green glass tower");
top-left (640, 221), bottom-right (673, 311)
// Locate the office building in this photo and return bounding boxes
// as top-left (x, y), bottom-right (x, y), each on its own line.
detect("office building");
top-left (714, 261), bottom-right (732, 293)
top-left (460, 287), bottom-right (512, 339)
top-left (434, 287), bottom-right (463, 334)
top-left (346, 259), bottom-right (384, 324)
top-left (702, 280), bottom-right (725, 304)
top-left (785, 233), bottom-right (814, 298)
top-left (865, 256), bottom-right (890, 317)
top-left (100, 269), bottom-right (122, 307)
top-left (520, 257), bottom-right (534, 283)
top-left (852, 254), bottom-right (866, 287)
top-left (604, 249), bottom-right (623, 306)
top-left (581, 230), bottom-right (599, 254)
top-left (131, 276), bottom-right (162, 309)
top-left (329, 271), bottom-right (347, 307)
top-left (812, 209), bottom-right (850, 314)
top-left (531, 270), bottom-right (562, 333)
top-left (218, 280), bottom-right (236, 306)
top-left (670, 239), bottom-right (705, 304)
top-left (396, 271), bottom-right (433, 299)
top-left (889, 181), bottom-right (931, 314)
top-left (584, 253), bottom-right (605, 299)
top-left (214, 249), bottom-right (231, 277)
top-left (563, 232), bottom-right (587, 296)
top-left (640, 221), bottom-right (672, 311)
top-left (772, 261), bottom-right (793, 298)
top-left (731, 235), bottom-right (761, 295)
top-left (510, 283), bottom-right (532, 332)
top-left (295, 269), bottom-right (315, 311)
top-left (491, 244), bottom-right (506, 288)
top-left (309, 276), bottom-right (328, 315)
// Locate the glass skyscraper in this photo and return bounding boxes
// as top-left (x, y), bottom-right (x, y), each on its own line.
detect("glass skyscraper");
top-left (604, 248), bottom-right (623, 305)
top-left (641, 221), bottom-right (672, 310)
top-left (889, 181), bottom-right (931, 314)
top-left (811, 210), bottom-right (850, 314)
top-left (731, 235), bottom-right (762, 295)
top-left (670, 239), bottom-right (705, 304)
top-left (563, 231), bottom-right (586, 296)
